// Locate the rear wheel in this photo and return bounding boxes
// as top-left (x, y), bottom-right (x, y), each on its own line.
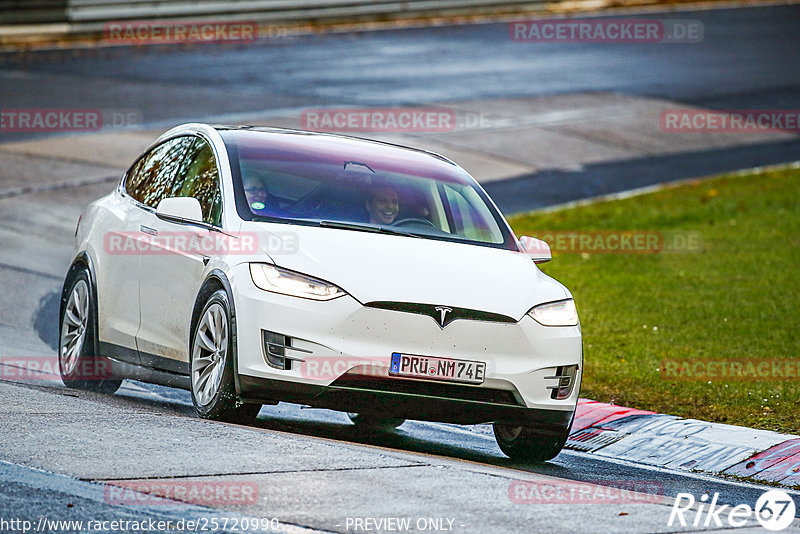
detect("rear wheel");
top-left (190, 289), bottom-right (261, 424)
top-left (59, 271), bottom-right (122, 394)
top-left (347, 412), bottom-right (405, 430)
top-left (493, 423), bottom-right (569, 463)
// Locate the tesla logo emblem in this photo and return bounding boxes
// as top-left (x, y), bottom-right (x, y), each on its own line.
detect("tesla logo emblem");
top-left (434, 306), bottom-right (453, 328)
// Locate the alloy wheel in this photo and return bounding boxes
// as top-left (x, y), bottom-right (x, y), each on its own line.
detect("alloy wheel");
top-left (60, 279), bottom-right (89, 376)
top-left (191, 302), bottom-right (228, 407)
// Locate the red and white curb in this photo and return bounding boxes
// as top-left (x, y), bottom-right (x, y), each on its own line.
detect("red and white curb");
top-left (567, 399), bottom-right (800, 487)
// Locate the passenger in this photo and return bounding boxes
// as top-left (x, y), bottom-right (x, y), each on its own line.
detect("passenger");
top-left (365, 185), bottom-right (399, 225)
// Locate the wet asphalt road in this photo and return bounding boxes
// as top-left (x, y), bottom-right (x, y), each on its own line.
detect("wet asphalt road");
top-left (4, 375), bottom-right (800, 525)
top-left (1, 4), bottom-right (799, 131)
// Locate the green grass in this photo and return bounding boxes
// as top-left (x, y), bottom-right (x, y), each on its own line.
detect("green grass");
top-left (508, 166), bottom-right (800, 434)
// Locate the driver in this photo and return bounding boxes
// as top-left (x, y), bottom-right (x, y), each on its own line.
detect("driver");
top-left (365, 185), bottom-right (399, 225)
top-left (243, 176), bottom-right (269, 214)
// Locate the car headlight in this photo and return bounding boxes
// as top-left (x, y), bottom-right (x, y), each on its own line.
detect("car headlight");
top-left (249, 263), bottom-right (346, 301)
top-left (527, 299), bottom-right (579, 326)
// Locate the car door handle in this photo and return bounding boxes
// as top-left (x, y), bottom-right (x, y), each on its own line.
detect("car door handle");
top-left (140, 225), bottom-right (158, 236)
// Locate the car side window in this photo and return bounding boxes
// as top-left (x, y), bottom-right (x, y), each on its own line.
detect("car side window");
top-left (441, 183), bottom-right (503, 243)
top-left (170, 137), bottom-right (223, 226)
top-left (125, 136), bottom-right (194, 208)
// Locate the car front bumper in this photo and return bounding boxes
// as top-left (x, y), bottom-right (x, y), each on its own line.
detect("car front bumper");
top-left (229, 263), bottom-right (582, 426)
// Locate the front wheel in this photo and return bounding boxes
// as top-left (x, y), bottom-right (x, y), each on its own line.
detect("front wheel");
top-left (190, 289), bottom-right (261, 424)
top-left (347, 412), bottom-right (405, 431)
top-left (493, 423), bottom-right (569, 463)
top-left (59, 270), bottom-right (122, 394)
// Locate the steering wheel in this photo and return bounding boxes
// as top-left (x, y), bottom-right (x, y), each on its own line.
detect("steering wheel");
top-left (391, 218), bottom-right (437, 228)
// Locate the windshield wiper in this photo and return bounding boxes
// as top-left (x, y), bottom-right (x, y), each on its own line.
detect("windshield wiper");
top-left (318, 220), bottom-right (420, 238)
top-left (251, 215), bottom-right (286, 223)
top-left (251, 215), bottom-right (321, 227)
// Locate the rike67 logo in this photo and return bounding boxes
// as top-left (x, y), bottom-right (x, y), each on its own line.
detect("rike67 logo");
top-left (669, 489), bottom-right (796, 531)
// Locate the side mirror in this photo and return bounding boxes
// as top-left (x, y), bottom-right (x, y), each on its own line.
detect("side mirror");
top-left (156, 197), bottom-right (203, 224)
top-left (519, 235), bottom-right (551, 264)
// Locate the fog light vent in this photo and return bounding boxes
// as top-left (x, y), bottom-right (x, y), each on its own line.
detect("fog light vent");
top-left (545, 364), bottom-right (579, 400)
top-left (261, 330), bottom-right (310, 370)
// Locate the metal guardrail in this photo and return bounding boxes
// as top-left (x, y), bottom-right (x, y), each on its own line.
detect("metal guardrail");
top-left (1, 1), bottom-right (68, 24)
top-left (2, 0), bottom-right (548, 25)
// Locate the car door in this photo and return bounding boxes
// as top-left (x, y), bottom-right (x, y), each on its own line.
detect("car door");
top-left (137, 136), bottom-right (224, 372)
top-left (96, 136), bottom-right (192, 363)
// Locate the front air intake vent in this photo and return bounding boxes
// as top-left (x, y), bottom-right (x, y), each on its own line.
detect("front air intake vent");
top-left (545, 365), bottom-right (579, 400)
top-left (261, 330), bottom-right (310, 370)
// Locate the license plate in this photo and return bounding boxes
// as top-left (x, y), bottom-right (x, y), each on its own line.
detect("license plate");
top-left (389, 352), bottom-right (486, 385)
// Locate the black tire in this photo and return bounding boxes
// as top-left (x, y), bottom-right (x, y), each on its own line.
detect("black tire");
top-left (493, 423), bottom-right (569, 463)
top-left (190, 289), bottom-right (261, 424)
top-left (59, 270), bottom-right (122, 394)
top-left (347, 412), bottom-right (405, 430)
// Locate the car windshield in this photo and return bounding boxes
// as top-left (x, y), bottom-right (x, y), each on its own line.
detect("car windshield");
top-left (220, 129), bottom-right (517, 250)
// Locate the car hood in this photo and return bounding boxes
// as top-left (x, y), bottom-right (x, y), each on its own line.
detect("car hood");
top-left (241, 222), bottom-right (570, 319)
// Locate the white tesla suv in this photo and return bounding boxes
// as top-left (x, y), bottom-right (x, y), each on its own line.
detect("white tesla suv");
top-left (59, 123), bottom-right (582, 461)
